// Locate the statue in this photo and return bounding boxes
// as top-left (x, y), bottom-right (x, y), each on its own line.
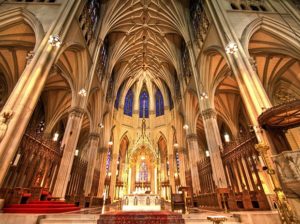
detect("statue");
top-left (0, 111), bottom-right (13, 142)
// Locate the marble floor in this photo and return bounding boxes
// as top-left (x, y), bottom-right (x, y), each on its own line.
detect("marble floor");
top-left (0, 206), bottom-right (281, 224)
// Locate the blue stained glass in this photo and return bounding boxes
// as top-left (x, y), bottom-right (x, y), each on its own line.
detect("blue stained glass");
top-left (124, 89), bottom-right (133, 116)
top-left (155, 89), bottom-right (164, 116)
top-left (139, 90), bottom-right (149, 118)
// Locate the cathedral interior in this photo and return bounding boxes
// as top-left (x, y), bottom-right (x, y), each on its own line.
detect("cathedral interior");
top-left (0, 0), bottom-right (299, 223)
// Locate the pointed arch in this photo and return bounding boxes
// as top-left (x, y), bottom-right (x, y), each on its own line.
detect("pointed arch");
top-left (124, 88), bottom-right (133, 116)
top-left (139, 86), bottom-right (149, 118)
top-left (155, 88), bottom-right (164, 117)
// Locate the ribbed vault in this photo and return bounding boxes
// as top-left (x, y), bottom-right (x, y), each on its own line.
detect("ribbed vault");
top-left (100, 0), bottom-right (190, 98)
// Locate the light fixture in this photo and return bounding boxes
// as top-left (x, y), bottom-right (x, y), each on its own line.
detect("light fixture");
top-left (174, 142), bottom-right (179, 148)
top-left (78, 88), bottom-right (87, 97)
top-left (98, 123), bottom-right (104, 128)
top-left (108, 141), bottom-right (113, 146)
top-left (224, 133), bottom-right (230, 143)
top-left (174, 173), bottom-right (178, 178)
top-left (200, 92), bottom-right (208, 100)
top-left (53, 132), bottom-right (59, 141)
top-left (183, 124), bottom-right (189, 130)
top-left (205, 150), bottom-right (210, 157)
top-left (225, 41), bottom-right (238, 54)
top-left (108, 172), bottom-right (111, 176)
top-left (48, 34), bottom-right (62, 47)
top-left (75, 149), bottom-right (79, 156)
top-left (141, 156), bottom-right (145, 160)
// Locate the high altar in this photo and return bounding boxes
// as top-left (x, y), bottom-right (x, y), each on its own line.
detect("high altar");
top-left (122, 194), bottom-right (161, 211)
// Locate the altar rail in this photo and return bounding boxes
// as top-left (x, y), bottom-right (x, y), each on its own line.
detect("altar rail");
top-left (196, 134), bottom-right (270, 211)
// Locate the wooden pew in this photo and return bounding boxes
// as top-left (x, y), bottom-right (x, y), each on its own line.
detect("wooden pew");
top-left (171, 193), bottom-right (186, 214)
top-left (10, 187), bottom-right (31, 204)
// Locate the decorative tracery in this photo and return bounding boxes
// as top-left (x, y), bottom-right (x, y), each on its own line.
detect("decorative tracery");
top-left (79, 0), bottom-right (101, 46)
top-left (190, 0), bottom-right (210, 44)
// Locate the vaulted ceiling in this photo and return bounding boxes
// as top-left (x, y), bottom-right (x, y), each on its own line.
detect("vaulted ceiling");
top-left (100, 0), bottom-right (191, 95)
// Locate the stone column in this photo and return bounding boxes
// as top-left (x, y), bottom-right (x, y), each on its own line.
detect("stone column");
top-left (131, 164), bottom-right (136, 193)
top-left (0, 0), bottom-right (81, 186)
top-left (202, 108), bottom-right (227, 189)
top-left (177, 147), bottom-right (187, 187)
top-left (97, 147), bottom-right (108, 197)
top-left (109, 152), bottom-right (119, 201)
top-left (168, 154), bottom-right (175, 193)
top-left (52, 107), bottom-right (84, 199)
top-left (186, 134), bottom-right (201, 195)
top-left (83, 132), bottom-right (100, 196)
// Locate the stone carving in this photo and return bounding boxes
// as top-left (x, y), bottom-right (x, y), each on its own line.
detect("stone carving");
top-left (201, 108), bottom-right (216, 120)
top-left (0, 110), bottom-right (13, 142)
top-left (26, 51), bottom-right (35, 65)
top-left (273, 151), bottom-right (300, 190)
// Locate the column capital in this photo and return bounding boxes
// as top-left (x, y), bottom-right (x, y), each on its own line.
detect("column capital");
top-left (69, 107), bottom-right (85, 117)
top-left (89, 132), bottom-right (100, 140)
top-left (186, 133), bottom-right (198, 141)
top-left (201, 108), bottom-right (216, 120)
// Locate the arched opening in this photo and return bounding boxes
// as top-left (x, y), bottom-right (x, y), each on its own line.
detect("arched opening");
top-left (124, 89), bottom-right (134, 116)
top-left (139, 86), bottom-right (150, 118)
top-left (248, 29), bottom-right (300, 153)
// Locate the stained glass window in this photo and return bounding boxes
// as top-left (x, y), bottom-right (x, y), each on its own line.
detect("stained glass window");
top-left (124, 89), bottom-right (133, 116)
top-left (139, 89), bottom-right (149, 118)
top-left (155, 89), bottom-right (164, 116)
top-left (138, 162), bottom-right (148, 182)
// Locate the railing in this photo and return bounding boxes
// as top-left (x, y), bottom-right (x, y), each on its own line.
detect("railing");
top-left (196, 134), bottom-right (270, 210)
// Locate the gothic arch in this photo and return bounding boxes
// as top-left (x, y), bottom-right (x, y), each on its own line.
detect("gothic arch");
top-left (0, 8), bottom-right (44, 50)
top-left (241, 17), bottom-right (300, 59)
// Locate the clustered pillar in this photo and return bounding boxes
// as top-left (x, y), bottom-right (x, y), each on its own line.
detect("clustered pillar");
top-left (202, 108), bottom-right (227, 189)
top-left (52, 107), bottom-right (84, 199)
top-left (186, 134), bottom-right (201, 195)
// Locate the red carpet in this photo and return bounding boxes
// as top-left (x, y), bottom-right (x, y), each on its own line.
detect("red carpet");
top-left (3, 201), bottom-right (80, 213)
top-left (99, 211), bottom-right (185, 224)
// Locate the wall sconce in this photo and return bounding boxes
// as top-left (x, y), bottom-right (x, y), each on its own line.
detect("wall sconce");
top-left (78, 88), bottom-right (87, 97)
top-left (108, 140), bottom-right (113, 146)
top-left (225, 41), bottom-right (238, 54)
top-left (53, 132), bottom-right (59, 141)
top-left (200, 92), bottom-right (208, 100)
top-left (48, 34), bottom-right (62, 47)
top-left (183, 124), bottom-right (189, 130)
top-left (224, 133), bottom-right (230, 143)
